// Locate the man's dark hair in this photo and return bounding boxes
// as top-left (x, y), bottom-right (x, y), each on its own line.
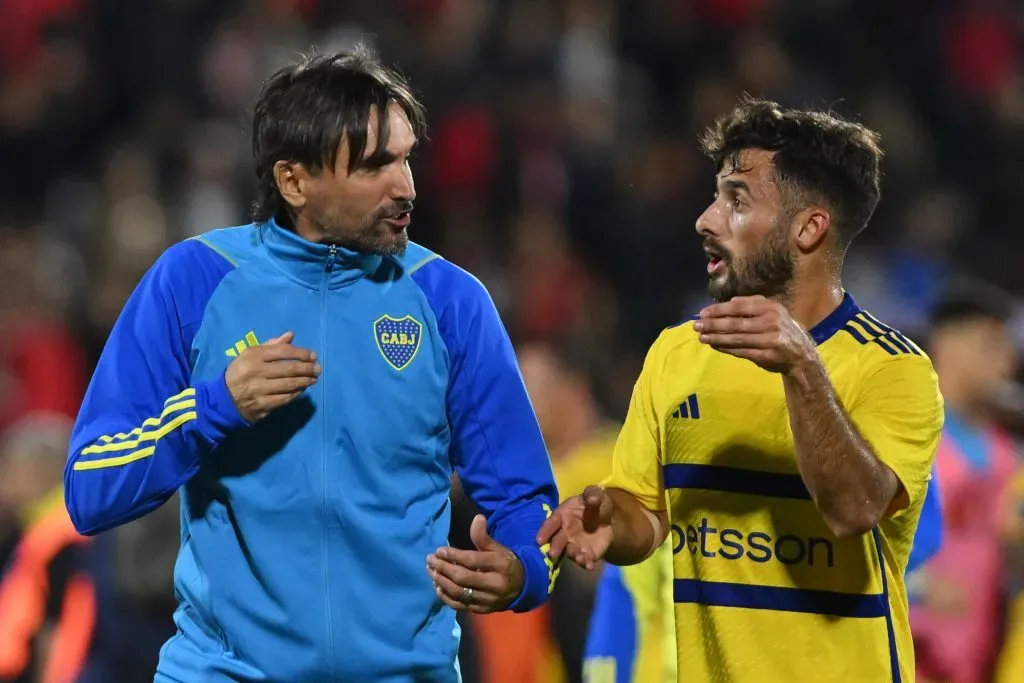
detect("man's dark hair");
top-left (699, 95), bottom-right (883, 250)
top-left (929, 279), bottom-right (1015, 331)
top-left (250, 44), bottom-right (427, 224)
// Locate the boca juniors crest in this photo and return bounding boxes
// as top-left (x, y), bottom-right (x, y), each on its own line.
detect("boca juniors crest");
top-left (374, 314), bottom-right (423, 371)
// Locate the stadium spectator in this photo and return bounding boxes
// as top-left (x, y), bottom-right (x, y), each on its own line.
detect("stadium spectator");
top-left (0, 412), bottom-right (96, 683)
top-left (911, 280), bottom-right (1022, 683)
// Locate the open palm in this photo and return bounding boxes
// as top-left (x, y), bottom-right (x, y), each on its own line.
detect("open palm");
top-left (537, 486), bottom-right (614, 571)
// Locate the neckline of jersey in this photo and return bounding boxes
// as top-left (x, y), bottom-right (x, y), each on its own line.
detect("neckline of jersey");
top-left (808, 291), bottom-right (860, 345)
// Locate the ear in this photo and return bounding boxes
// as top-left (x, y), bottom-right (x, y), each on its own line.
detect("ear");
top-left (274, 160), bottom-right (312, 211)
top-left (792, 207), bottom-right (831, 252)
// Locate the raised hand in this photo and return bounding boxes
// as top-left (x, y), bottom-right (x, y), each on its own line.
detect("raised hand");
top-left (426, 514), bottom-right (525, 613)
top-left (694, 295), bottom-right (817, 373)
top-left (225, 331), bottom-right (321, 422)
top-left (536, 486), bottom-right (614, 571)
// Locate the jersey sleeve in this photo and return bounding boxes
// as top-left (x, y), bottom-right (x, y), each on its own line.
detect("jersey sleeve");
top-left (849, 355), bottom-right (944, 516)
top-left (412, 257), bottom-right (560, 613)
top-left (602, 333), bottom-right (669, 511)
top-left (65, 240), bottom-right (250, 535)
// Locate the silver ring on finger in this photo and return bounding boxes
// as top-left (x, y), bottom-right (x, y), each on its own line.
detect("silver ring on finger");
top-left (461, 586), bottom-right (473, 604)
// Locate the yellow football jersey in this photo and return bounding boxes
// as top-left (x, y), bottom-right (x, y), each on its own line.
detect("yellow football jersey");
top-left (604, 294), bottom-right (944, 682)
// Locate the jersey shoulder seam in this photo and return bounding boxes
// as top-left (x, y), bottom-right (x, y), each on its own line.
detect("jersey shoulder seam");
top-left (188, 235), bottom-right (240, 268)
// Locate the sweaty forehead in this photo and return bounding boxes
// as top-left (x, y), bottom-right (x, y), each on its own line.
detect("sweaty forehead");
top-left (718, 148), bottom-right (776, 184)
top-left (717, 148), bottom-right (781, 202)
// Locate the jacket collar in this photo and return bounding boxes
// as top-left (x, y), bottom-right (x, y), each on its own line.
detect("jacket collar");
top-left (259, 218), bottom-right (383, 289)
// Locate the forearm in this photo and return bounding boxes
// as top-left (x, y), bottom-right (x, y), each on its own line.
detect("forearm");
top-left (782, 359), bottom-right (898, 538)
top-left (605, 488), bottom-right (667, 566)
top-left (66, 374), bottom-right (247, 534)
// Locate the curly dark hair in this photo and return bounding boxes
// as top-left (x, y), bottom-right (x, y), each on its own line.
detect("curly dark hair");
top-left (250, 44), bottom-right (427, 225)
top-left (700, 95), bottom-right (883, 250)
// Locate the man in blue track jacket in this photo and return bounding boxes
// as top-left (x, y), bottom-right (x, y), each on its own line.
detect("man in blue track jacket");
top-left (65, 46), bottom-right (560, 683)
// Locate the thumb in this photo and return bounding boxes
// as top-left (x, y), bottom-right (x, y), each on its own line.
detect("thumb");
top-left (470, 514), bottom-right (496, 551)
top-left (581, 485), bottom-right (611, 533)
top-left (265, 331), bottom-right (295, 345)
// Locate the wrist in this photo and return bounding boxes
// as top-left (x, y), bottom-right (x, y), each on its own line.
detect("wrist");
top-left (505, 544), bottom-right (553, 612)
top-left (195, 371), bottom-right (251, 447)
top-left (783, 350), bottom-right (825, 385)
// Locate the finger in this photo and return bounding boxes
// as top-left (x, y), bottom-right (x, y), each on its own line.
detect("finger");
top-left (700, 333), bottom-right (774, 349)
top-left (695, 316), bottom-right (764, 335)
top-left (261, 376), bottom-right (318, 395)
top-left (255, 344), bottom-right (317, 363)
top-left (434, 583), bottom-right (470, 612)
top-left (566, 541), bottom-right (596, 571)
top-left (429, 563), bottom-right (503, 604)
top-left (252, 390), bottom-right (306, 417)
top-left (262, 360), bottom-right (322, 379)
top-left (432, 583), bottom-right (492, 614)
top-left (264, 331), bottom-right (295, 345)
top-left (701, 296), bottom-right (767, 319)
top-left (469, 514), bottom-right (497, 551)
top-left (537, 511), bottom-right (564, 545)
top-left (712, 346), bottom-right (773, 365)
top-left (547, 529), bottom-right (571, 560)
top-left (581, 486), bottom-right (611, 532)
top-left (432, 546), bottom-right (505, 573)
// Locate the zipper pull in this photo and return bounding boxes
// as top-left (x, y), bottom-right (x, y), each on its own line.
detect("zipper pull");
top-left (326, 244), bottom-right (337, 272)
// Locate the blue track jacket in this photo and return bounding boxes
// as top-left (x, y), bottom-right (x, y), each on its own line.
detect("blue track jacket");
top-left (65, 219), bottom-right (560, 683)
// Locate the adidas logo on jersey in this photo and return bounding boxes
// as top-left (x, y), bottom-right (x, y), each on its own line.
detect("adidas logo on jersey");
top-left (672, 394), bottom-right (701, 419)
top-left (225, 331), bottom-right (261, 358)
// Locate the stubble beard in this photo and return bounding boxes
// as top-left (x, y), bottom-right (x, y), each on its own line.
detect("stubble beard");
top-left (317, 212), bottom-right (409, 257)
top-left (707, 220), bottom-right (795, 303)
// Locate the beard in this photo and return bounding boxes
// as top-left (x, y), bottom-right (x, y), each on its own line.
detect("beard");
top-left (340, 220), bottom-right (409, 256)
top-left (315, 201), bottom-right (413, 256)
top-left (707, 219), bottom-right (795, 302)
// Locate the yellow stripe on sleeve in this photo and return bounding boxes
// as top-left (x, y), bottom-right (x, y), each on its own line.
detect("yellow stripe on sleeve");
top-left (73, 411), bottom-right (197, 471)
top-left (82, 399), bottom-right (196, 455)
top-left (541, 503), bottom-right (562, 593)
top-left (97, 389), bottom-right (196, 443)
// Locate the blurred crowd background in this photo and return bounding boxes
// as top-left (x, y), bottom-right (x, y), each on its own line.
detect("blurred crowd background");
top-left (2, 0), bottom-right (1024, 681)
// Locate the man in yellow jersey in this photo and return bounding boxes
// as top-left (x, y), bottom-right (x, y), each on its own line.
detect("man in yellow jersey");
top-left (539, 95), bottom-right (944, 682)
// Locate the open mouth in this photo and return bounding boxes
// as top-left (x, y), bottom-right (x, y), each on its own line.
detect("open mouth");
top-left (383, 211), bottom-right (411, 228)
top-left (704, 244), bottom-right (728, 275)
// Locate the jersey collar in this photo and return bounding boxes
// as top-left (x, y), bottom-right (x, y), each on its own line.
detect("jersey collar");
top-left (808, 292), bottom-right (861, 345)
top-left (259, 218), bottom-right (383, 289)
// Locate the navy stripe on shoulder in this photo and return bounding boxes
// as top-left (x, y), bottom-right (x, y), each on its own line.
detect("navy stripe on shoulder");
top-left (842, 312), bottom-right (922, 356)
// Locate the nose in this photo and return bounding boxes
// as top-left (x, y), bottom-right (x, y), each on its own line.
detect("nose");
top-left (390, 162), bottom-right (416, 203)
top-left (695, 202), bottom-right (720, 238)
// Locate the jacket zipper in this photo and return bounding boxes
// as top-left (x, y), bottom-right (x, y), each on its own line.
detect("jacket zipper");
top-left (321, 244), bottom-right (336, 680)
